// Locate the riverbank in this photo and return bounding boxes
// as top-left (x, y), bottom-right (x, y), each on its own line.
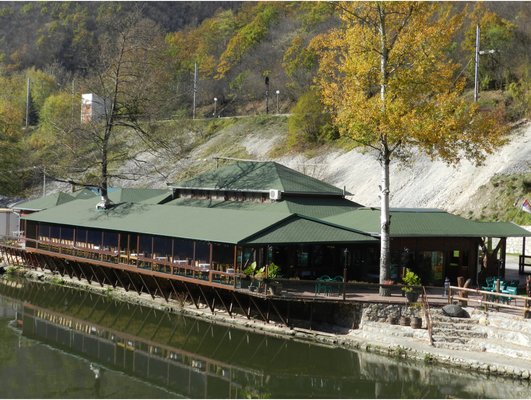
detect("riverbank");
top-left (5, 266), bottom-right (531, 383)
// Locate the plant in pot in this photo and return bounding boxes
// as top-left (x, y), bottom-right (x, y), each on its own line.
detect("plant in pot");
top-left (243, 262), bottom-right (260, 291)
top-left (244, 262), bottom-right (282, 293)
top-left (265, 262), bottom-right (282, 295)
top-left (401, 268), bottom-right (421, 302)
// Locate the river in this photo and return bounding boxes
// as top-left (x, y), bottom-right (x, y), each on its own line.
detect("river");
top-left (0, 278), bottom-right (529, 399)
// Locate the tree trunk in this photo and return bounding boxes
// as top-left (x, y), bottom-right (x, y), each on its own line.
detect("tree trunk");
top-left (378, 5), bottom-right (391, 297)
top-left (96, 131), bottom-right (113, 210)
top-left (379, 150), bottom-right (391, 296)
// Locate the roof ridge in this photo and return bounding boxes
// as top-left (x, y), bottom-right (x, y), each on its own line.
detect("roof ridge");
top-left (272, 161), bottom-right (286, 192)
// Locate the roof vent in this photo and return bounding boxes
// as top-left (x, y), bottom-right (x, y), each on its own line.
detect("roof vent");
top-left (269, 189), bottom-right (282, 201)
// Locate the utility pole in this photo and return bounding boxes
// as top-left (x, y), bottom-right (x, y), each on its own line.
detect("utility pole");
top-left (192, 62), bottom-right (198, 119)
top-left (25, 78), bottom-right (30, 128)
top-left (474, 24), bottom-right (480, 102)
top-left (265, 76), bottom-right (269, 114)
top-left (42, 167), bottom-right (46, 197)
top-left (71, 78), bottom-right (75, 123)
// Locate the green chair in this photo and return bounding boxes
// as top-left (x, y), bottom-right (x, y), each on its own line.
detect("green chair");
top-left (315, 275), bottom-right (332, 295)
top-left (501, 286), bottom-right (517, 304)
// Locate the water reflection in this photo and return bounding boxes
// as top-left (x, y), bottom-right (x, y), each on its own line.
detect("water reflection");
top-left (0, 278), bottom-right (529, 399)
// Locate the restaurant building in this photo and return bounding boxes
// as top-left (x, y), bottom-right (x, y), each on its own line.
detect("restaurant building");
top-left (9, 161), bottom-right (530, 288)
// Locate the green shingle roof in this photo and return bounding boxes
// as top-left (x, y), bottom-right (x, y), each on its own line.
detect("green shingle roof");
top-left (171, 161), bottom-right (347, 196)
top-left (324, 208), bottom-right (531, 238)
top-left (107, 188), bottom-right (170, 204)
top-left (244, 216), bottom-right (376, 245)
top-left (13, 192), bottom-right (76, 212)
top-left (165, 196), bottom-right (362, 219)
top-left (22, 198), bottom-right (374, 245)
top-left (72, 188), bottom-right (97, 199)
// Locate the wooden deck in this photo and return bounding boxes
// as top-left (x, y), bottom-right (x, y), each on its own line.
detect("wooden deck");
top-left (1, 243), bottom-right (528, 328)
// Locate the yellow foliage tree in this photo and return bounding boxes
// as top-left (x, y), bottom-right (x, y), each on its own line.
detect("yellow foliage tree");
top-left (312, 2), bottom-right (507, 295)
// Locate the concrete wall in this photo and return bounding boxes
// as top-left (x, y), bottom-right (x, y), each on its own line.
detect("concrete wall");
top-left (0, 209), bottom-right (20, 238)
top-left (506, 226), bottom-right (531, 255)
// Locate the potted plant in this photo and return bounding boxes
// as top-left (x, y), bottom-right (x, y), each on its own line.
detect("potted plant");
top-left (401, 268), bottom-right (421, 302)
top-left (244, 262), bottom-right (282, 294)
top-left (408, 302), bottom-right (423, 329)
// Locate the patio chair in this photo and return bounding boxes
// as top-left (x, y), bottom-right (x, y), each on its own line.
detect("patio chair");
top-left (481, 277), bottom-right (496, 291)
top-left (328, 275), bottom-right (344, 295)
top-left (501, 286), bottom-right (518, 304)
top-left (315, 275), bottom-right (332, 295)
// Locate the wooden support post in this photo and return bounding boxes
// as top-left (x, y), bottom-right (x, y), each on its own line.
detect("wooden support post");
top-left (267, 298), bottom-right (287, 327)
top-left (99, 266), bottom-right (115, 288)
top-left (181, 281), bottom-right (199, 309)
top-left (214, 289), bottom-right (232, 317)
top-left (88, 264), bottom-right (104, 287)
top-left (112, 269), bottom-right (126, 291)
top-left (124, 271), bottom-right (141, 295)
top-left (78, 262), bottom-right (92, 284)
top-left (248, 296), bottom-right (268, 323)
top-left (137, 273), bottom-right (155, 299)
top-left (152, 275), bottom-right (168, 302)
top-left (197, 285), bottom-right (214, 313)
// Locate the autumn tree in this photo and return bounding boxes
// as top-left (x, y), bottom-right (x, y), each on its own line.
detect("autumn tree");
top-left (0, 99), bottom-right (26, 195)
top-left (312, 2), bottom-right (506, 295)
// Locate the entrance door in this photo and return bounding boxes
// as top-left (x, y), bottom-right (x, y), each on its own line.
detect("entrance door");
top-left (420, 251), bottom-right (444, 285)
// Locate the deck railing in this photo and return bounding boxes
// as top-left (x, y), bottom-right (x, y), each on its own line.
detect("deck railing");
top-left (20, 238), bottom-right (242, 288)
top-left (448, 285), bottom-right (531, 318)
top-left (519, 254), bottom-right (531, 274)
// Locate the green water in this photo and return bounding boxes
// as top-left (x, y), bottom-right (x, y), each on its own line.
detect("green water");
top-left (0, 278), bottom-right (529, 399)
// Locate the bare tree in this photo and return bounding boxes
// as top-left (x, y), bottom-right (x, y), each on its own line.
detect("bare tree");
top-left (72, 8), bottom-right (170, 208)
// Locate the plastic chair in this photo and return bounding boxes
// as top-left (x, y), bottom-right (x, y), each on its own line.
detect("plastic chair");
top-left (315, 275), bottom-right (332, 295)
top-left (327, 276), bottom-right (344, 295)
top-left (501, 286), bottom-right (517, 304)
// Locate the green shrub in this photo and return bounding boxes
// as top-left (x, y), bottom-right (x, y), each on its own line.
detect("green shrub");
top-left (401, 269), bottom-right (421, 293)
top-left (287, 89), bottom-right (338, 149)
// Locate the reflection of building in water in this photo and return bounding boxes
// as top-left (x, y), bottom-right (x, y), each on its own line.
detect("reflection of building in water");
top-left (16, 303), bottom-right (260, 398)
top-left (4, 280), bottom-right (520, 399)
top-left (4, 279), bottom-right (371, 398)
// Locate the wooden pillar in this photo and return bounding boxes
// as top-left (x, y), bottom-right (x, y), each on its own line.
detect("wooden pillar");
top-left (521, 237), bottom-right (526, 274)
top-left (136, 235), bottom-right (140, 267)
top-left (151, 236), bottom-right (155, 258)
top-left (233, 245), bottom-right (238, 289)
top-left (127, 234), bottom-right (131, 264)
top-left (171, 239), bottom-right (175, 262)
top-left (500, 237), bottom-right (507, 279)
top-left (193, 241), bottom-right (196, 266)
top-left (59, 226), bottom-right (63, 254)
top-left (36, 224), bottom-right (39, 249)
top-left (209, 242), bottom-right (213, 268)
top-left (117, 233), bottom-right (121, 256)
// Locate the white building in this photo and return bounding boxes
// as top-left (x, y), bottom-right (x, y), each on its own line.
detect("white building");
top-left (81, 93), bottom-right (106, 123)
top-left (0, 208), bottom-right (20, 239)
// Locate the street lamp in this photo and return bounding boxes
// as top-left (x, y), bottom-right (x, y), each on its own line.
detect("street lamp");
top-left (474, 24), bottom-right (498, 102)
top-left (275, 90), bottom-right (280, 114)
top-left (213, 97), bottom-right (217, 117)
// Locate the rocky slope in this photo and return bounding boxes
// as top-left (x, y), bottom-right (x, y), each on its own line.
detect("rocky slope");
top-left (43, 117), bottom-right (530, 222)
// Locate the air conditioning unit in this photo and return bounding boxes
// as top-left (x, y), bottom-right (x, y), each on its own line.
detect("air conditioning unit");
top-left (269, 189), bottom-right (282, 201)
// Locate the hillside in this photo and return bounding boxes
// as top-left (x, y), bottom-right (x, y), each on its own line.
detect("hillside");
top-left (86, 116), bottom-right (530, 225)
